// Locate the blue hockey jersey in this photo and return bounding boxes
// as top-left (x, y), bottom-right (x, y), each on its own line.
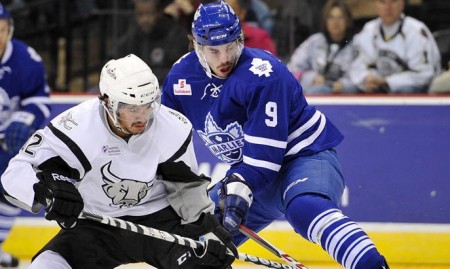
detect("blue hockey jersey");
top-left (162, 48), bottom-right (343, 193)
top-left (0, 39), bottom-right (50, 136)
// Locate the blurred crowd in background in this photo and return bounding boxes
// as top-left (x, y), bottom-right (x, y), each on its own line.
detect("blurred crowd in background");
top-left (3, 0), bottom-right (450, 94)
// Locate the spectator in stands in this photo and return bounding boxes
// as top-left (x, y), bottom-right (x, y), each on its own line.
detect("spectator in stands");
top-left (113, 0), bottom-right (189, 83)
top-left (0, 3), bottom-right (50, 267)
top-left (287, 0), bottom-right (357, 94)
top-left (429, 65), bottom-right (450, 93)
top-left (163, 0), bottom-right (200, 32)
top-left (245, 0), bottom-right (274, 35)
top-left (226, 0), bottom-right (277, 55)
top-left (349, 0), bottom-right (440, 94)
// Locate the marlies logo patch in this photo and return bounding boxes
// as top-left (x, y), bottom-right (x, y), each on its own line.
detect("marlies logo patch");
top-left (173, 79), bottom-right (192, 95)
top-left (101, 144), bottom-right (121, 156)
top-left (197, 112), bottom-right (244, 165)
top-left (249, 58), bottom-right (273, 77)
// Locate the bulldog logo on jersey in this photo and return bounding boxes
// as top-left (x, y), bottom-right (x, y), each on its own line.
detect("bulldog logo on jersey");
top-left (249, 58), bottom-right (273, 77)
top-left (197, 112), bottom-right (244, 164)
top-left (101, 161), bottom-right (153, 208)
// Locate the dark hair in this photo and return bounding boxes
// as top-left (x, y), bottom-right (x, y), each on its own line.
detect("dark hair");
top-left (321, 0), bottom-right (353, 33)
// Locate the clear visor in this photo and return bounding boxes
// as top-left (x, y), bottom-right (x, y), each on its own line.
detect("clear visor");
top-left (114, 93), bottom-right (161, 123)
top-left (195, 39), bottom-right (243, 77)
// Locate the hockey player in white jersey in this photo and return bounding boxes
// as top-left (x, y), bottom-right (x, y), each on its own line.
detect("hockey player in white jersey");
top-left (349, 0), bottom-right (440, 93)
top-left (1, 54), bottom-right (237, 269)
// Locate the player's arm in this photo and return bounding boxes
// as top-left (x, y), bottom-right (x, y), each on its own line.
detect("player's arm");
top-left (217, 75), bottom-right (293, 231)
top-left (4, 48), bottom-right (51, 155)
top-left (157, 130), bottom-right (237, 266)
top-left (158, 130), bottom-right (215, 224)
top-left (1, 126), bottom-right (84, 228)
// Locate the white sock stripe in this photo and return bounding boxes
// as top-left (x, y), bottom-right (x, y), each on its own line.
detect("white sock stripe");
top-left (329, 224), bottom-right (364, 260)
top-left (350, 245), bottom-right (376, 269)
top-left (343, 237), bottom-right (375, 269)
top-left (0, 231), bottom-right (9, 241)
top-left (0, 203), bottom-right (21, 216)
top-left (307, 209), bottom-right (345, 244)
top-left (340, 234), bottom-right (368, 265)
top-left (0, 218), bottom-right (15, 228)
top-left (307, 209), bottom-right (341, 242)
top-left (325, 222), bottom-right (360, 257)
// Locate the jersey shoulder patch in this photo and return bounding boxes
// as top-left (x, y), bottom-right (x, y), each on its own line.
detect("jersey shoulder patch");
top-left (160, 105), bottom-right (191, 127)
top-left (51, 99), bottom-right (98, 133)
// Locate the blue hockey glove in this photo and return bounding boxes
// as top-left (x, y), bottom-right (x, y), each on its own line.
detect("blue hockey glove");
top-left (33, 171), bottom-right (84, 229)
top-left (218, 174), bottom-right (253, 232)
top-left (4, 112), bottom-right (36, 155)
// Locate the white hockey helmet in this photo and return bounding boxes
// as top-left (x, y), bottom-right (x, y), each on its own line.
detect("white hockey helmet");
top-left (99, 54), bottom-right (161, 130)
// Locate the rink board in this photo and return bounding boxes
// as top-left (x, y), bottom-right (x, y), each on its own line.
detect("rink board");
top-left (7, 95), bottom-right (450, 265)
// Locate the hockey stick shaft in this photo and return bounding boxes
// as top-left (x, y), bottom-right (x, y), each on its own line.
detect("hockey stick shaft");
top-left (207, 182), bottom-right (308, 268)
top-left (239, 225), bottom-right (308, 269)
top-left (80, 210), bottom-right (297, 269)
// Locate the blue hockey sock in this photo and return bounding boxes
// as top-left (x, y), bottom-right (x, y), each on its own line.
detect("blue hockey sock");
top-left (286, 194), bottom-right (386, 269)
top-left (0, 202), bottom-right (21, 245)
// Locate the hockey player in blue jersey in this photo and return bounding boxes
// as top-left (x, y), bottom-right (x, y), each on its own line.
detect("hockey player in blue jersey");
top-left (0, 4), bottom-right (50, 267)
top-left (162, 1), bottom-right (390, 269)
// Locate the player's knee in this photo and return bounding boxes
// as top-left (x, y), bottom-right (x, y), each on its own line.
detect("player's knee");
top-left (29, 250), bottom-right (71, 269)
top-left (285, 194), bottom-right (343, 240)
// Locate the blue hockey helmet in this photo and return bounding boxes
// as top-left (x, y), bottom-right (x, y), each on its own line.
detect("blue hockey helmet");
top-left (0, 4), bottom-right (14, 40)
top-left (0, 4), bottom-right (10, 20)
top-left (192, 1), bottom-right (242, 46)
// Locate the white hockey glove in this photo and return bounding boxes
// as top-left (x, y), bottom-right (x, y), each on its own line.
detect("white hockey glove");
top-left (33, 171), bottom-right (84, 229)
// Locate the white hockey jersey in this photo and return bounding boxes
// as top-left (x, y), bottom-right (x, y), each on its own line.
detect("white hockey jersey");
top-left (1, 98), bottom-right (214, 223)
top-left (349, 15), bottom-right (441, 93)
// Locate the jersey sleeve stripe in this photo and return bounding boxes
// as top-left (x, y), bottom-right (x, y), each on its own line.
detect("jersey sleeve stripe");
top-left (21, 96), bottom-right (51, 118)
top-left (164, 129), bottom-right (193, 163)
top-left (287, 110), bottom-right (322, 143)
top-left (48, 122), bottom-right (92, 175)
top-left (285, 114), bottom-right (326, 156)
top-left (243, 155), bottom-right (281, 172)
top-left (244, 134), bottom-right (287, 149)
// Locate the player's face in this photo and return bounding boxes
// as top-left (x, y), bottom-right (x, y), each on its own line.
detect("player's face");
top-left (202, 41), bottom-right (240, 78)
top-left (0, 20), bottom-right (9, 56)
top-left (375, 0), bottom-right (404, 26)
top-left (326, 7), bottom-right (347, 42)
top-left (115, 102), bottom-right (154, 135)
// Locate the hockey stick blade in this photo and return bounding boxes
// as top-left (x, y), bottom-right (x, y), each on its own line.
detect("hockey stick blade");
top-left (80, 210), bottom-right (297, 269)
top-left (239, 224), bottom-right (308, 269)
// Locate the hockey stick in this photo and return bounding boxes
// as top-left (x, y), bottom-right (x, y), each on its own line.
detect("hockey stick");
top-left (80, 210), bottom-right (297, 269)
top-left (207, 181), bottom-right (308, 268)
top-left (239, 225), bottom-right (308, 269)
